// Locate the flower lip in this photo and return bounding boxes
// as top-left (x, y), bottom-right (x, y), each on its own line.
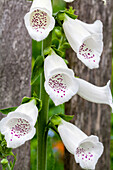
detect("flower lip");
top-left (76, 34), bottom-right (103, 69)
top-left (74, 135), bottom-right (104, 170)
top-left (24, 7), bottom-right (55, 41)
top-left (45, 68), bottom-right (79, 106)
top-left (0, 111), bottom-right (35, 148)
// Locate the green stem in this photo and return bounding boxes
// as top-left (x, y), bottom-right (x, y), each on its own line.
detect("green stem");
top-left (37, 37), bottom-right (51, 170)
top-left (7, 163), bottom-right (11, 170)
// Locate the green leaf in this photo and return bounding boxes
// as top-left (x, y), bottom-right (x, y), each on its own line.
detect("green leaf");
top-left (65, 11), bottom-right (78, 19)
top-left (31, 55), bottom-right (44, 85)
top-left (21, 96), bottom-right (31, 104)
top-left (50, 115), bottom-right (62, 126)
top-left (58, 113), bottom-right (74, 122)
top-left (0, 107), bottom-right (17, 115)
top-left (0, 133), bottom-right (2, 141)
top-left (59, 42), bottom-right (70, 50)
top-left (52, 48), bottom-right (64, 57)
top-left (44, 47), bottom-right (52, 56)
top-left (65, 6), bottom-right (78, 19)
top-left (52, 39), bottom-right (59, 49)
top-left (54, 28), bottom-right (62, 39)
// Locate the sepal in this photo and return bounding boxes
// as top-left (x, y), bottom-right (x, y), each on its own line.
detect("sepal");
top-left (54, 7), bottom-right (77, 26)
top-left (21, 95), bottom-right (42, 112)
top-left (44, 47), bottom-right (52, 56)
top-left (49, 113), bottom-right (74, 127)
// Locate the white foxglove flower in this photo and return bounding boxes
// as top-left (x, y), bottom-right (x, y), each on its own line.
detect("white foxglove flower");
top-left (24, 0), bottom-right (55, 41)
top-left (0, 100), bottom-right (38, 148)
top-left (63, 0), bottom-right (74, 2)
top-left (58, 119), bottom-right (104, 170)
top-left (44, 51), bottom-right (79, 106)
top-left (63, 15), bottom-right (103, 69)
top-left (75, 78), bottom-right (113, 110)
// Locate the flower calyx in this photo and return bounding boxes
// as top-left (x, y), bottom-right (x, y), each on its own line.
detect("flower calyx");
top-left (54, 6), bottom-right (77, 27)
top-left (47, 113), bottom-right (74, 134)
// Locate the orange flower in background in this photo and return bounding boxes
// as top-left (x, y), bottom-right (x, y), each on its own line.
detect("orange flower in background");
top-left (52, 140), bottom-right (64, 158)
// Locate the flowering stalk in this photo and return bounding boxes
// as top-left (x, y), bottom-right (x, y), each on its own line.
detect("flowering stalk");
top-left (37, 41), bottom-right (49, 170)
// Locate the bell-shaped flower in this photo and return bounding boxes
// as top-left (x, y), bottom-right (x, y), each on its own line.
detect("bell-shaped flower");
top-left (44, 51), bottom-right (79, 106)
top-left (24, 0), bottom-right (55, 41)
top-left (58, 119), bottom-right (104, 170)
top-left (0, 100), bottom-right (38, 148)
top-left (63, 14), bottom-right (103, 69)
top-left (63, 0), bottom-right (74, 2)
top-left (75, 78), bottom-right (113, 110)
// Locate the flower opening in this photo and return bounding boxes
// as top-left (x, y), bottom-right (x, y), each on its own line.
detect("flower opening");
top-left (0, 100), bottom-right (38, 148)
top-left (7, 118), bottom-right (31, 142)
top-left (30, 9), bottom-right (50, 34)
top-left (24, 0), bottom-right (55, 41)
top-left (74, 136), bottom-right (104, 169)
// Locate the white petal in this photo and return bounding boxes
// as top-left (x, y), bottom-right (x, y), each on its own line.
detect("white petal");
top-left (5, 126), bottom-right (36, 149)
top-left (75, 19), bottom-right (103, 35)
top-left (74, 135), bottom-right (104, 170)
top-left (0, 111), bottom-right (36, 148)
top-left (63, 0), bottom-right (74, 2)
top-left (30, 0), bottom-right (53, 14)
top-left (58, 119), bottom-right (87, 154)
top-left (63, 15), bottom-right (90, 52)
top-left (77, 35), bottom-right (103, 69)
top-left (15, 100), bottom-right (38, 125)
top-left (44, 51), bottom-right (68, 80)
top-left (24, 5), bottom-right (55, 41)
top-left (75, 78), bottom-right (113, 110)
top-left (44, 52), bottom-right (79, 106)
top-left (63, 15), bottom-right (103, 69)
